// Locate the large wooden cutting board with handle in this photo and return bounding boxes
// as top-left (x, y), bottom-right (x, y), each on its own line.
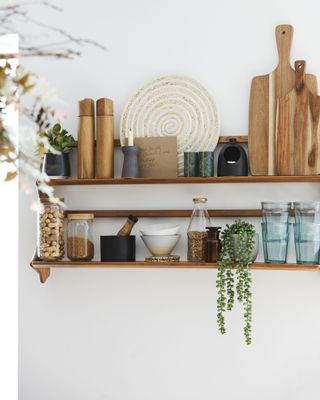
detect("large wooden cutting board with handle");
top-left (248, 24), bottom-right (318, 175)
top-left (276, 60), bottom-right (320, 175)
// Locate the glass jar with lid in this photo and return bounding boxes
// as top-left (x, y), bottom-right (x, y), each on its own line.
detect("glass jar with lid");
top-left (187, 197), bottom-right (211, 261)
top-left (37, 198), bottom-right (65, 261)
top-left (67, 213), bottom-right (94, 261)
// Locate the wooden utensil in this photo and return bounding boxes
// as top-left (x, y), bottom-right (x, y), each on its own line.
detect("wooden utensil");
top-left (248, 24), bottom-right (318, 175)
top-left (276, 61), bottom-right (320, 175)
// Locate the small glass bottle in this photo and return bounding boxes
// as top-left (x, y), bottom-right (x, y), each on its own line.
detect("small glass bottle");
top-left (67, 213), bottom-right (94, 261)
top-left (187, 197), bottom-right (211, 261)
top-left (37, 198), bottom-right (65, 261)
top-left (206, 227), bottom-right (221, 262)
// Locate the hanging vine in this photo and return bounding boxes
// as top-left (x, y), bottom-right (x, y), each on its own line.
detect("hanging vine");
top-left (216, 220), bottom-right (255, 345)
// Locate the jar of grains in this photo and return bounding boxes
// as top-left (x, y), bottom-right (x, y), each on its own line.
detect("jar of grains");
top-left (187, 197), bottom-right (211, 262)
top-left (67, 213), bottom-right (94, 261)
top-left (37, 198), bottom-right (65, 261)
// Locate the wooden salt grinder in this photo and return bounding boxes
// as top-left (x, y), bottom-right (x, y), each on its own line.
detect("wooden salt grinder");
top-left (78, 98), bottom-right (95, 179)
top-left (96, 98), bottom-right (114, 178)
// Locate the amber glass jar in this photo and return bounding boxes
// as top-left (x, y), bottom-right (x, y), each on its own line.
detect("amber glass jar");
top-left (37, 198), bottom-right (65, 261)
top-left (67, 213), bottom-right (94, 261)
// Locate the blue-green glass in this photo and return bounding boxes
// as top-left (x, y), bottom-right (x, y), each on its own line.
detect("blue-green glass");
top-left (198, 151), bottom-right (214, 177)
top-left (261, 222), bottom-right (289, 264)
top-left (294, 223), bottom-right (320, 264)
top-left (294, 202), bottom-right (320, 224)
top-left (184, 152), bottom-right (199, 177)
top-left (261, 202), bottom-right (291, 224)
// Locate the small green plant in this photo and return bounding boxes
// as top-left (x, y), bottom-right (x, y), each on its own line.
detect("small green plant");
top-left (44, 123), bottom-right (75, 153)
top-left (216, 219), bottom-right (255, 345)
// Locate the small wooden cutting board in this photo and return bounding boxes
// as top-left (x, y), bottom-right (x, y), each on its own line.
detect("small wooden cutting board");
top-left (248, 25), bottom-right (318, 175)
top-left (276, 61), bottom-right (320, 176)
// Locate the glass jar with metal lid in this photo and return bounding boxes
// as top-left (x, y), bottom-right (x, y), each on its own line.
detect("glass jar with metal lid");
top-left (37, 198), bottom-right (65, 261)
top-left (187, 197), bottom-right (211, 262)
top-left (67, 213), bottom-right (94, 261)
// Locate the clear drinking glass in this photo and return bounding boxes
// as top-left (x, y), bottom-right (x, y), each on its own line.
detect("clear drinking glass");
top-left (294, 202), bottom-right (320, 224)
top-left (294, 223), bottom-right (320, 264)
top-left (261, 202), bottom-right (291, 224)
top-left (261, 222), bottom-right (290, 263)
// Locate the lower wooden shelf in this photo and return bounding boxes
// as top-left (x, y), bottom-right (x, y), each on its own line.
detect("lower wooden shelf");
top-left (30, 256), bottom-right (320, 283)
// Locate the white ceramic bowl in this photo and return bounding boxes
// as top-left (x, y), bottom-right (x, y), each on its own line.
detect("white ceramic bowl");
top-left (140, 223), bottom-right (180, 236)
top-left (141, 234), bottom-right (181, 256)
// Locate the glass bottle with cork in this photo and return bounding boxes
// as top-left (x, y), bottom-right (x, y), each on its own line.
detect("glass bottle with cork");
top-left (187, 197), bottom-right (211, 262)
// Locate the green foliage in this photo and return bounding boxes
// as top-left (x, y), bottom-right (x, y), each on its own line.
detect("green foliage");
top-left (216, 219), bottom-right (255, 345)
top-left (44, 123), bottom-right (75, 153)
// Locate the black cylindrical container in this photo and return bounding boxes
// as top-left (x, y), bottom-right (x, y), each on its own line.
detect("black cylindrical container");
top-left (42, 153), bottom-right (71, 178)
top-left (100, 236), bottom-right (136, 262)
top-left (217, 139), bottom-right (248, 176)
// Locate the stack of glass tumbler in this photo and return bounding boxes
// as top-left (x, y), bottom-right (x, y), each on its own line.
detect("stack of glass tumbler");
top-left (261, 202), bottom-right (320, 265)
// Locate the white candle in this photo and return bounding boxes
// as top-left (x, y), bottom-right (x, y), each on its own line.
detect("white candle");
top-left (128, 129), bottom-right (134, 146)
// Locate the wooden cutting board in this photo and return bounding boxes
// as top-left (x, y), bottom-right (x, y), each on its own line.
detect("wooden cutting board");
top-left (276, 60), bottom-right (320, 175)
top-left (248, 24), bottom-right (318, 175)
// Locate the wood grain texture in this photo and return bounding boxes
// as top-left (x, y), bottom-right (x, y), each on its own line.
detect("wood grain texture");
top-left (249, 25), bottom-right (318, 176)
top-left (78, 98), bottom-right (95, 179)
top-left (45, 175), bottom-right (320, 185)
top-left (30, 252), bottom-right (319, 283)
top-left (95, 117), bottom-right (114, 178)
top-left (73, 135), bottom-right (249, 149)
top-left (65, 209), bottom-right (263, 218)
top-left (96, 98), bottom-right (114, 178)
top-left (31, 260), bottom-right (320, 271)
top-left (276, 61), bottom-right (320, 175)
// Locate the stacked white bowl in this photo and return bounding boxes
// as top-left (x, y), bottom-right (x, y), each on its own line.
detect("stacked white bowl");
top-left (140, 223), bottom-right (181, 257)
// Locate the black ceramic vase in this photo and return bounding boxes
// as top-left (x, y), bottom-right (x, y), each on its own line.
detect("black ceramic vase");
top-left (217, 139), bottom-right (248, 176)
top-left (42, 153), bottom-right (71, 178)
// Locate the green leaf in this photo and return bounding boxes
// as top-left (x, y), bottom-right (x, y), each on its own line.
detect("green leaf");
top-left (53, 123), bottom-right (61, 133)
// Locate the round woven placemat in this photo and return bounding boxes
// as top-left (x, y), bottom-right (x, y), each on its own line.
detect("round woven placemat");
top-left (120, 75), bottom-right (220, 175)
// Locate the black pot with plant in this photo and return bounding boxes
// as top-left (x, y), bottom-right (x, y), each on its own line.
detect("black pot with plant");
top-left (42, 123), bottom-right (75, 178)
top-left (216, 219), bottom-right (257, 345)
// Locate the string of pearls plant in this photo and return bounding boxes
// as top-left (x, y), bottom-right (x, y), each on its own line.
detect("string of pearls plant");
top-left (216, 220), bottom-right (255, 345)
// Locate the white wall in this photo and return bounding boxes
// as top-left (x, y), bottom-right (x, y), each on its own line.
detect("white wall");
top-left (19, 1), bottom-right (320, 399)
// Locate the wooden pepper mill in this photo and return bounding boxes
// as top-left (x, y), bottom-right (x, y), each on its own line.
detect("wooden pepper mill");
top-left (96, 98), bottom-right (114, 178)
top-left (78, 98), bottom-right (95, 179)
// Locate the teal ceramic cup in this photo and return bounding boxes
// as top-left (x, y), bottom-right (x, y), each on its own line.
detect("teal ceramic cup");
top-left (184, 152), bottom-right (199, 177)
top-left (198, 151), bottom-right (214, 177)
top-left (294, 222), bottom-right (320, 264)
top-left (261, 222), bottom-right (290, 264)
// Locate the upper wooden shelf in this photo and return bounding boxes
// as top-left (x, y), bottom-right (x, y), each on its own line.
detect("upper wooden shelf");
top-left (47, 175), bottom-right (320, 186)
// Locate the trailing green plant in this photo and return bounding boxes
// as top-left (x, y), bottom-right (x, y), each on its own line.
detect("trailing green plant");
top-left (216, 219), bottom-right (255, 345)
top-left (43, 123), bottom-right (75, 153)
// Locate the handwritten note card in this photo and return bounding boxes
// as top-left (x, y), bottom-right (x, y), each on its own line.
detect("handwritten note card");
top-left (134, 137), bottom-right (178, 178)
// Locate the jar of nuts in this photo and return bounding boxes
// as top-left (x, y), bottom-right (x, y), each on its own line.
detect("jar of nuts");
top-left (37, 198), bottom-right (65, 261)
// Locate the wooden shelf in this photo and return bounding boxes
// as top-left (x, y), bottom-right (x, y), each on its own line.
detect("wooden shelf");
top-left (46, 175), bottom-right (320, 186)
top-left (30, 257), bottom-right (320, 283)
top-left (73, 135), bottom-right (249, 148)
top-left (65, 209), bottom-right (263, 218)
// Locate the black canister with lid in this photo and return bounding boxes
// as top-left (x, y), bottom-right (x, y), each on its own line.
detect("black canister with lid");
top-left (217, 138), bottom-right (248, 176)
top-left (206, 227), bottom-right (221, 262)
